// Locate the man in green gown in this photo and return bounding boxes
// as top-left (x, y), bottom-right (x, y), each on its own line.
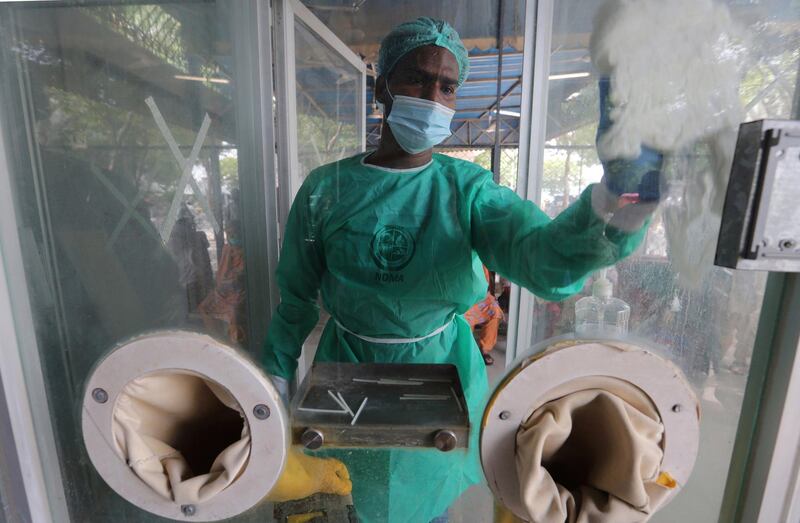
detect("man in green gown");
top-left (263, 17), bottom-right (659, 523)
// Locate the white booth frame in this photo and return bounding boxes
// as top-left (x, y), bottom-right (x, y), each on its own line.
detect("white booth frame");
top-left (505, 0), bottom-right (553, 366)
top-left (273, 0), bottom-right (368, 230)
top-left (272, 0), bottom-right (367, 383)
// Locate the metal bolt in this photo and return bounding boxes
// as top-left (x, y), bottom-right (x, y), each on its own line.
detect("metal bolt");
top-left (672, 404), bottom-right (682, 413)
top-left (92, 388), bottom-right (108, 404)
top-left (253, 404), bottom-right (270, 420)
top-left (779, 239), bottom-right (796, 251)
top-left (434, 430), bottom-right (458, 452)
top-left (181, 504), bottom-right (196, 516)
top-left (301, 428), bottom-right (324, 450)
top-left (499, 410), bottom-right (511, 420)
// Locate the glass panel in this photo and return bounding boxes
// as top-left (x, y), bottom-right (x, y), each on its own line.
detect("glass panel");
top-left (0, 374), bottom-right (29, 523)
top-left (289, 15), bottom-right (365, 384)
top-left (0, 2), bottom-right (272, 521)
top-left (294, 19), bottom-right (362, 178)
top-left (532, 2), bottom-right (800, 521)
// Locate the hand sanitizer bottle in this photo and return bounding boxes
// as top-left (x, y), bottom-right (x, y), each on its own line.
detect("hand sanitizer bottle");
top-left (575, 269), bottom-right (630, 337)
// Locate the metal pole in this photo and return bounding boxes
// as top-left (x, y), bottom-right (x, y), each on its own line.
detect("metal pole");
top-left (491, 0), bottom-right (505, 185)
top-left (230, 0), bottom-right (281, 354)
top-left (208, 146), bottom-right (225, 260)
top-left (505, 0), bottom-right (554, 365)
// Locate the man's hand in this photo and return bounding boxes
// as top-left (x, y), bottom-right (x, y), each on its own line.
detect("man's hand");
top-left (597, 77), bottom-right (664, 203)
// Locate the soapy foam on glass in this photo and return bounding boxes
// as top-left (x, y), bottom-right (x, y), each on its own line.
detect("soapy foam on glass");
top-left (590, 0), bottom-right (746, 160)
top-left (591, 0), bottom-right (748, 288)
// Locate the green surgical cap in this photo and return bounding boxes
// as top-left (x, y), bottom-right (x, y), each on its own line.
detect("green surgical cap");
top-left (378, 17), bottom-right (470, 87)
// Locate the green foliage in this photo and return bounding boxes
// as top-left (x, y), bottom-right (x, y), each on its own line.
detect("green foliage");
top-left (498, 149), bottom-right (519, 189)
top-left (88, 5), bottom-right (188, 71)
top-left (42, 86), bottom-right (219, 223)
top-left (297, 112), bottom-right (360, 175)
top-left (539, 82), bottom-right (603, 210)
top-left (541, 124), bottom-right (600, 210)
top-left (471, 148), bottom-right (518, 189)
top-left (472, 150), bottom-right (491, 170)
top-left (219, 155), bottom-right (239, 193)
top-left (740, 48), bottom-right (800, 118)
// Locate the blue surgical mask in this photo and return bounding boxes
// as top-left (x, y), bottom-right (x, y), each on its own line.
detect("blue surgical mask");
top-left (385, 89), bottom-right (455, 154)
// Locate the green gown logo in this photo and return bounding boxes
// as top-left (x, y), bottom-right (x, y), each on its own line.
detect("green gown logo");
top-left (370, 225), bottom-right (416, 271)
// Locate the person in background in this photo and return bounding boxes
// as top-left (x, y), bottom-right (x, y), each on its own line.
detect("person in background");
top-left (198, 217), bottom-right (247, 343)
top-left (464, 266), bottom-right (504, 365)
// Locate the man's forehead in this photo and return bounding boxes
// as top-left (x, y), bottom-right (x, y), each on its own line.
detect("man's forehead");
top-left (392, 46), bottom-right (459, 81)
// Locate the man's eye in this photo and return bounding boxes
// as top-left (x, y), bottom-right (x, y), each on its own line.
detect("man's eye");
top-left (443, 86), bottom-right (456, 95)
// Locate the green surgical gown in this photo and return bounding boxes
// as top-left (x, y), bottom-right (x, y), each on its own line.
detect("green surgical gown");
top-left (263, 152), bottom-right (647, 523)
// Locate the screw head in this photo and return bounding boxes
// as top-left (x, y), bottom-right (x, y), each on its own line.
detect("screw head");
top-left (672, 404), bottom-right (682, 413)
top-left (253, 404), bottom-right (270, 420)
top-left (181, 504), bottom-right (196, 516)
top-left (92, 388), bottom-right (108, 404)
top-left (779, 239), bottom-right (796, 251)
top-left (499, 410), bottom-right (511, 420)
top-left (434, 430), bottom-right (458, 452)
top-left (301, 428), bottom-right (324, 450)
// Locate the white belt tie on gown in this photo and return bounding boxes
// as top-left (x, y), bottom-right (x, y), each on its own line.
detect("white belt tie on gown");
top-left (334, 315), bottom-right (455, 344)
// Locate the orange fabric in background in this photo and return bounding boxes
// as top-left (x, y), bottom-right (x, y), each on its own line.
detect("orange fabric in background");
top-left (473, 310), bottom-right (501, 353)
top-left (199, 244), bottom-right (246, 343)
top-left (464, 267), bottom-right (504, 354)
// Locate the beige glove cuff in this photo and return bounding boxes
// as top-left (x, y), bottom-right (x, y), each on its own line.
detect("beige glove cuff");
top-left (112, 371), bottom-right (251, 505)
top-left (515, 378), bottom-right (672, 522)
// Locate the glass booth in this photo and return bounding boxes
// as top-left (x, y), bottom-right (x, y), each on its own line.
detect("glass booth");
top-left (0, 0), bottom-right (799, 522)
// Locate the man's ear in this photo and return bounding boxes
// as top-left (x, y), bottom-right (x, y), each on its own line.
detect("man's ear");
top-left (375, 75), bottom-right (389, 106)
